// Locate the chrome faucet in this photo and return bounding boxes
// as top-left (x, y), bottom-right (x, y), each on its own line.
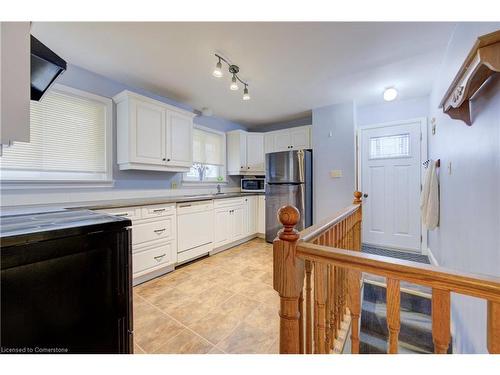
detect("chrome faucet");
top-left (216, 184), bottom-right (222, 194)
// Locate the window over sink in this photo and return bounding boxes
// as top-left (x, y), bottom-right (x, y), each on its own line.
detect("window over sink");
top-left (183, 125), bottom-right (226, 183)
top-left (0, 84), bottom-right (113, 187)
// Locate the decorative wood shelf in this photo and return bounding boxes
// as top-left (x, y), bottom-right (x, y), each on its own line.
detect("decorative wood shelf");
top-left (439, 30), bottom-right (500, 126)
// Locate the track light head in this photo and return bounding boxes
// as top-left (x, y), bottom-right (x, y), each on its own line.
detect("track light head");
top-left (230, 74), bottom-right (239, 91)
top-left (243, 85), bottom-right (250, 100)
top-left (213, 59), bottom-right (223, 78)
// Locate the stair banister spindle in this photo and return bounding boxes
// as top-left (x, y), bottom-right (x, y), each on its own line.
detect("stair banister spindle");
top-left (305, 260), bottom-right (313, 354)
top-left (487, 301), bottom-right (500, 353)
top-left (432, 288), bottom-right (451, 354)
top-left (386, 278), bottom-right (401, 354)
top-left (273, 205), bottom-right (305, 354)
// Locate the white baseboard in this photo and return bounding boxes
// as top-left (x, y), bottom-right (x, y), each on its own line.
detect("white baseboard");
top-left (427, 247), bottom-right (439, 266)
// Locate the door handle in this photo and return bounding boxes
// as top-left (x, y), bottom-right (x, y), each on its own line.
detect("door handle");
top-left (363, 193), bottom-right (368, 198)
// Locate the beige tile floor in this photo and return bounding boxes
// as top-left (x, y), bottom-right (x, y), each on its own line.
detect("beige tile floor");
top-left (133, 238), bottom-right (280, 354)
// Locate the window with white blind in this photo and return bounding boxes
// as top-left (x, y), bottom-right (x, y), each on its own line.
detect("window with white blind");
top-left (184, 126), bottom-right (226, 183)
top-left (0, 84), bottom-right (113, 185)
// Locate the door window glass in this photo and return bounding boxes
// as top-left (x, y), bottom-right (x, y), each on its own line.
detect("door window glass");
top-left (369, 133), bottom-right (410, 159)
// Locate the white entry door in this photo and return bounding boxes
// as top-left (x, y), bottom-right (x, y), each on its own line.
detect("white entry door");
top-left (360, 119), bottom-right (425, 252)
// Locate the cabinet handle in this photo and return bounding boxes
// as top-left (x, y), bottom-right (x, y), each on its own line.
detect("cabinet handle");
top-left (116, 213), bottom-right (129, 217)
top-left (179, 204), bottom-right (191, 208)
top-left (153, 208), bottom-right (166, 213)
top-left (154, 228), bottom-right (166, 234)
top-left (241, 166), bottom-right (244, 169)
top-left (167, 158), bottom-right (171, 162)
top-left (162, 158), bottom-right (166, 161)
top-left (154, 254), bottom-right (166, 261)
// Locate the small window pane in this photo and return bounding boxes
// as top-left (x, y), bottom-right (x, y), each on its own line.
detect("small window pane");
top-left (369, 134), bottom-right (410, 159)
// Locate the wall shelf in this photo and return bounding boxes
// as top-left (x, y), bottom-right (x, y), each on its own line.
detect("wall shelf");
top-left (439, 30), bottom-right (500, 126)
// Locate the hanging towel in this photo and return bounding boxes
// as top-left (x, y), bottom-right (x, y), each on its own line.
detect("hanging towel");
top-left (420, 161), bottom-right (439, 230)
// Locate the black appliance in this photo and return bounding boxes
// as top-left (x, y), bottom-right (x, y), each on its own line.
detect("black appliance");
top-left (31, 35), bottom-right (67, 101)
top-left (0, 210), bottom-right (133, 354)
top-left (265, 149), bottom-right (313, 242)
top-left (241, 177), bottom-right (265, 192)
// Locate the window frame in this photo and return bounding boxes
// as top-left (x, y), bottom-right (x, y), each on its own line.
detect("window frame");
top-left (182, 124), bottom-right (227, 185)
top-left (0, 84), bottom-right (114, 189)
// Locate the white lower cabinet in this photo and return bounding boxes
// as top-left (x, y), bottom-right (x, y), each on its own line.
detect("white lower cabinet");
top-left (213, 198), bottom-right (246, 248)
top-left (244, 196), bottom-right (258, 236)
top-left (96, 203), bottom-right (177, 285)
top-left (133, 241), bottom-right (175, 274)
top-left (257, 195), bottom-right (266, 235)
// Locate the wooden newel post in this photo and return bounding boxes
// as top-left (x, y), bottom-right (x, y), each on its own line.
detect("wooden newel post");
top-left (273, 205), bottom-right (305, 354)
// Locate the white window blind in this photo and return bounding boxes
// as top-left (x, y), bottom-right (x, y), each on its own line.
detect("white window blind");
top-left (369, 133), bottom-right (410, 159)
top-left (193, 128), bottom-right (224, 166)
top-left (0, 86), bottom-right (112, 182)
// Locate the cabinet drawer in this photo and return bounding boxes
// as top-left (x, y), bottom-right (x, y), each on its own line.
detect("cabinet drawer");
top-left (141, 203), bottom-right (175, 219)
top-left (132, 217), bottom-right (175, 245)
top-left (213, 197), bottom-right (244, 208)
top-left (96, 206), bottom-right (142, 221)
top-left (133, 242), bottom-right (174, 274)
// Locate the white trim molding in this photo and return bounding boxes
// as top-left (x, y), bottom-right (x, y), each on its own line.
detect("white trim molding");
top-left (427, 247), bottom-right (439, 266)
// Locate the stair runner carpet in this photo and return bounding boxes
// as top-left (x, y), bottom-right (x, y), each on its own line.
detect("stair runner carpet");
top-left (357, 244), bottom-right (452, 354)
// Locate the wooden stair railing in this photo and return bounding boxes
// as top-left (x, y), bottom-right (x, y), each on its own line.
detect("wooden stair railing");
top-left (272, 191), bottom-right (500, 354)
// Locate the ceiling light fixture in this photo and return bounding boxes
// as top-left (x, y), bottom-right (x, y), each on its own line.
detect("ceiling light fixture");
top-left (212, 53), bottom-right (251, 101)
top-left (243, 85), bottom-right (250, 101)
top-left (383, 87), bottom-right (398, 101)
top-left (230, 74), bottom-right (239, 91)
top-left (212, 57), bottom-right (223, 78)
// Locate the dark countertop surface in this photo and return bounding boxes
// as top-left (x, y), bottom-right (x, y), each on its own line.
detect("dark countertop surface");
top-left (78, 192), bottom-right (264, 210)
top-left (0, 191), bottom-right (265, 217)
top-left (0, 209), bottom-right (131, 246)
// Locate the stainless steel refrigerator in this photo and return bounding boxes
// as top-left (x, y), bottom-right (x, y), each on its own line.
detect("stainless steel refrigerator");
top-left (265, 149), bottom-right (313, 242)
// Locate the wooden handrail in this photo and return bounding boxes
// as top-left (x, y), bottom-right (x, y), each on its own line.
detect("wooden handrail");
top-left (300, 204), bottom-right (360, 243)
top-left (296, 242), bottom-right (500, 303)
top-left (273, 191), bottom-right (500, 354)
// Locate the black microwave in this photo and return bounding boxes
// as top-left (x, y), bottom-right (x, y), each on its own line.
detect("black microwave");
top-left (241, 177), bottom-right (265, 192)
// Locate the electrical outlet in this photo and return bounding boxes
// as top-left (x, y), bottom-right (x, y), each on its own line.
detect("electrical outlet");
top-left (447, 161), bottom-right (452, 175)
top-left (431, 118), bottom-right (437, 135)
top-left (171, 181), bottom-right (178, 189)
top-left (330, 170), bottom-right (342, 178)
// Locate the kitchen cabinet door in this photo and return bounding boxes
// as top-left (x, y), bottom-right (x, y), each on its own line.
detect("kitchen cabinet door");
top-left (245, 196), bottom-right (258, 235)
top-left (264, 132), bottom-right (275, 154)
top-left (0, 22), bottom-right (30, 145)
top-left (231, 205), bottom-right (246, 241)
top-left (274, 130), bottom-right (292, 152)
top-left (246, 133), bottom-right (264, 172)
top-left (166, 111), bottom-right (193, 168)
top-left (257, 195), bottom-right (266, 234)
top-left (214, 208), bottom-right (230, 247)
top-left (290, 126), bottom-right (311, 150)
top-left (130, 99), bottom-right (166, 165)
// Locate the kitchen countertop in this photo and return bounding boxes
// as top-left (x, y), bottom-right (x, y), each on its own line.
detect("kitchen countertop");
top-left (77, 191), bottom-right (264, 210)
top-left (0, 192), bottom-right (265, 216)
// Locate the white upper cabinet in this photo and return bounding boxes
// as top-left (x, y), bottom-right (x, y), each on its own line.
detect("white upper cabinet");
top-left (264, 125), bottom-right (312, 153)
top-left (129, 98), bottom-right (166, 165)
top-left (227, 130), bottom-right (264, 175)
top-left (290, 126), bottom-right (311, 149)
top-left (114, 91), bottom-right (194, 172)
top-left (167, 111), bottom-right (193, 168)
top-left (0, 22), bottom-right (30, 145)
top-left (246, 133), bottom-right (265, 172)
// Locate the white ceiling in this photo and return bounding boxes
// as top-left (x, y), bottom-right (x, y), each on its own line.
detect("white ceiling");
top-left (31, 22), bottom-right (456, 128)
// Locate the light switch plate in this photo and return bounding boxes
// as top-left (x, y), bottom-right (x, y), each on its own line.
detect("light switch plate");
top-left (330, 170), bottom-right (342, 178)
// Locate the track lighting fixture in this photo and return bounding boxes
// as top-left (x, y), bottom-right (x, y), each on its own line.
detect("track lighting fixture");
top-left (212, 53), bottom-right (251, 101)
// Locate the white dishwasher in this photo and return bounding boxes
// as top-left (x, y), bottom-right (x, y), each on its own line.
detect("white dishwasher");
top-left (176, 200), bottom-right (214, 263)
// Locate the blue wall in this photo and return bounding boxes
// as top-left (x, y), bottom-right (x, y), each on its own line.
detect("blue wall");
top-left (253, 115), bottom-right (312, 132)
top-left (312, 102), bottom-right (356, 222)
top-left (58, 64), bottom-right (246, 189)
top-left (427, 22), bottom-right (500, 353)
